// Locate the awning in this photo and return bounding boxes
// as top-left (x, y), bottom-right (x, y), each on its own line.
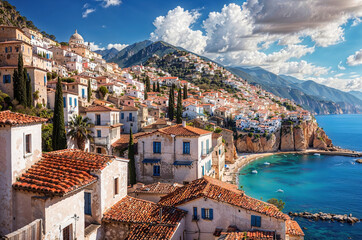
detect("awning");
top-left (142, 159), bottom-right (161, 164)
top-left (174, 161), bottom-right (193, 166)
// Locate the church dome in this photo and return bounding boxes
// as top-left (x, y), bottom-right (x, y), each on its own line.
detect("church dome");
top-left (69, 30), bottom-right (84, 45)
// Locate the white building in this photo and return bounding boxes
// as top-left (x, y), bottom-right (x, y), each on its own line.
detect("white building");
top-left (119, 105), bottom-right (139, 133)
top-left (135, 121), bottom-right (214, 185)
top-left (85, 105), bottom-right (122, 154)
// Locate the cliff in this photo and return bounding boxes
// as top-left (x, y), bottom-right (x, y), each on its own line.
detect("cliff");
top-left (235, 120), bottom-right (333, 153)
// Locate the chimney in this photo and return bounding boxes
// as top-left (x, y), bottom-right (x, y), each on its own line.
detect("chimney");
top-left (182, 119), bottom-right (186, 127)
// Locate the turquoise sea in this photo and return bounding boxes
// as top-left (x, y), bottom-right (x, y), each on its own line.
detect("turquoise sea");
top-left (238, 114), bottom-right (362, 240)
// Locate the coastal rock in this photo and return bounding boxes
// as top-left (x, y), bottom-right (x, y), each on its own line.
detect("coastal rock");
top-left (280, 124), bottom-right (294, 151)
top-left (294, 125), bottom-right (307, 150)
top-left (356, 159), bottom-right (362, 164)
top-left (235, 130), bottom-right (280, 153)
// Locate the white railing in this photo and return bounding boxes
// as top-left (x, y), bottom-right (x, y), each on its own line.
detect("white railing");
top-left (4, 219), bottom-right (42, 240)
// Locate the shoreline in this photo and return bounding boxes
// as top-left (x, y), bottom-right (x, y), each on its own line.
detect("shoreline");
top-left (223, 149), bottom-right (362, 185)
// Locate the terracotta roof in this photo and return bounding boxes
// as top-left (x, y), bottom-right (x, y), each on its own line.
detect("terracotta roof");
top-left (85, 105), bottom-right (120, 112)
top-left (220, 231), bottom-right (274, 240)
top-left (13, 149), bottom-right (121, 196)
top-left (153, 124), bottom-right (211, 137)
top-left (111, 132), bottom-right (148, 149)
top-left (125, 223), bottom-right (179, 240)
top-left (159, 176), bottom-right (288, 220)
top-left (103, 196), bottom-right (186, 224)
top-left (121, 106), bottom-right (139, 111)
top-left (286, 220), bottom-right (304, 236)
top-left (0, 111), bottom-right (47, 126)
top-left (134, 182), bottom-right (182, 194)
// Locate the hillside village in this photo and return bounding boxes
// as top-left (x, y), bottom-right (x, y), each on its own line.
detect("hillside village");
top-left (0, 17), bottom-right (311, 240)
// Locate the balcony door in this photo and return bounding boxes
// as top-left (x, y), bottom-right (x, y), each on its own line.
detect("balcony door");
top-left (96, 114), bottom-right (101, 125)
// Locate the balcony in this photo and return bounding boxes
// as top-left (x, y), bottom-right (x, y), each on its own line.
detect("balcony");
top-left (94, 136), bottom-right (109, 146)
top-left (126, 117), bottom-right (135, 122)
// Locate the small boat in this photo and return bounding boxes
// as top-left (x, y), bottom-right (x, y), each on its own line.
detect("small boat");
top-left (276, 189), bottom-right (284, 193)
top-left (264, 162), bottom-right (270, 165)
top-left (252, 170), bottom-right (258, 174)
top-left (314, 153), bottom-right (321, 156)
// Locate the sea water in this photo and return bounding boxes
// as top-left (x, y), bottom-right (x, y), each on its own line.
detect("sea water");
top-left (238, 114), bottom-right (362, 240)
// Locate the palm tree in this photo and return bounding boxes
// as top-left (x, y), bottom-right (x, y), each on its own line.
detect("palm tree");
top-left (67, 115), bottom-right (94, 151)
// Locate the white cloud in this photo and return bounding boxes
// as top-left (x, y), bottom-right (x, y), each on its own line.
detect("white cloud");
top-left (83, 3), bottom-right (90, 8)
top-left (311, 75), bottom-right (362, 92)
top-left (107, 43), bottom-right (128, 51)
top-left (86, 42), bottom-right (105, 51)
top-left (338, 61), bottom-right (346, 70)
top-left (103, 0), bottom-right (121, 8)
top-left (150, 6), bottom-right (207, 54)
top-left (82, 8), bottom-right (96, 18)
top-left (347, 49), bottom-right (362, 66)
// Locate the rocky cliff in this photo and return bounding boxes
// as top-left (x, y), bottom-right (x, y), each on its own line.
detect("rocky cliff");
top-left (235, 120), bottom-right (333, 153)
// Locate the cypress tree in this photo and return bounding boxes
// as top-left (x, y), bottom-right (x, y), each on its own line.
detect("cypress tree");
top-left (167, 84), bottom-right (175, 120)
top-left (144, 90), bottom-right (148, 100)
top-left (13, 69), bottom-right (18, 101)
top-left (15, 52), bottom-right (27, 106)
top-left (25, 69), bottom-right (32, 108)
top-left (153, 82), bottom-right (156, 92)
top-left (176, 87), bottom-right (183, 124)
top-left (157, 81), bottom-right (160, 92)
top-left (146, 76), bottom-right (151, 92)
top-left (183, 84), bottom-right (188, 99)
top-left (52, 77), bottom-right (67, 150)
top-left (128, 128), bottom-right (137, 185)
top-left (87, 79), bottom-right (91, 102)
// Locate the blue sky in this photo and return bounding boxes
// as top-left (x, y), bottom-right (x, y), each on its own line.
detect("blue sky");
top-left (9, 0), bottom-right (362, 91)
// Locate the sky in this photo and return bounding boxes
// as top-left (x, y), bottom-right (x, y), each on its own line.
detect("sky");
top-left (9, 0), bottom-right (362, 92)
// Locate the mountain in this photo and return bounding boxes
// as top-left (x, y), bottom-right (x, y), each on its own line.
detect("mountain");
top-left (228, 66), bottom-right (362, 114)
top-left (0, 0), bottom-right (55, 40)
top-left (95, 48), bottom-right (120, 61)
top-left (349, 91), bottom-right (362, 101)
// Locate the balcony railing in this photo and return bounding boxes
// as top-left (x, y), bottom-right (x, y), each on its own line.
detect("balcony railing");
top-left (126, 117), bottom-right (135, 122)
top-left (94, 136), bottom-right (110, 146)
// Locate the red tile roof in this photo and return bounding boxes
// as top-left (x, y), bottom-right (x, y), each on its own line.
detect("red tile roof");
top-left (103, 196), bottom-right (186, 224)
top-left (13, 149), bottom-right (120, 196)
top-left (159, 176), bottom-right (288, 220)
top-left (156, 124), bottom-right (211, 137)
top-left (0, 111), bottom-right (47, 126)
top-left (221, 231), bottom-right (274, 240)
top-left (134, 182), bottom-right (182, 194)
top-left (286, 220), bottom-right (304, 236)
top-left (85, 105), bottom-right (120, 112)
top-left (125, 223), bottom-right (180, 240)
top-left (111, 132), bottom-right (148, 149)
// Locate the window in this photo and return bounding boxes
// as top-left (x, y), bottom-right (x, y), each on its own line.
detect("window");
top-left (69, 97), bottom-right (72, 106)
top-left (62, 224), bottom-right (72, 240)
top-left (63, 97), bottom-right (66, 108)
top-left (206, 139), bottom-right (210, 154)
top-left (9, 47), bottom-right (12, 52)
top-left (129, 112), bottom-right (133, 121)
top-left (183, 142), bottom-right (190, 154)
top-left (25, 134), bottom-right (31, 154)
top-left (96, 114), bottom-right (101, 125)
top-left (82, 89), bottom-right (85, 98)
top-left (114, 177), bottom-right (119, 195)
top-left (153, 165), bottom-right (160, 176)
top-left (219, 149), bottom-right (221, 155)
top-left (192, 207), bottom-right (198, 220)
top-left (44, 75), bottom-right (46, 85)
top-left (84, 192), bottom-right (92, 215)
top-left (202, 166), bottom-right (205, 176)
top-left (5, 47), bottom-right (7, 53)
top-left (97, 130), bottom-right (101, 137)
top-left (74, 98), bottom-right (77, 107)
top-left (201, 141), bottom-right (204, 155)
top-left (153, 142), bottom-right (161, 153)
top-left (121, 113), bottom-right (124, 119)
top-left (3, 75), bottom-right (11, 83)
top-left (251, 215), bottom-right (261, 227)
top-left (201, 208), bottom-right (213, 220)
top-left (97, 148), bottom-right (102, 154)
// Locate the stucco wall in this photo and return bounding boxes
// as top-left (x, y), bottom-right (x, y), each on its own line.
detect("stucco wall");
top-left (178, 198), bottom-right (286, 240)
top-left (0, 123), bottom-right (42, 235)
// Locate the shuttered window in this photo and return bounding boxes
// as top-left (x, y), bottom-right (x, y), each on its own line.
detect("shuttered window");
top-left (183, 142), bottom-right (190, 154)
top-left (84, 192), bottom-right (91, 215)
top-left (153, 142), bottom-right (161, 153)
top-left (251, 215), bottom-right (261, 227)
top-left (153, 165), bottom-right (160, 176)
top-left (201, 208), bottom-right (213, 220)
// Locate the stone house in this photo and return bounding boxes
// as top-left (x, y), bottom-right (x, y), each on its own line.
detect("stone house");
top-left (47, 89), bottom-right (79, 125)
top-left (158, 177), bottom-right (304, 240)
top-left (135, 121), bottom-right (214, 185)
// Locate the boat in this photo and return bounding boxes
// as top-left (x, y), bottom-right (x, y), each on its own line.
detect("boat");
top-left (252, 170), bottom-right (258, 174)
top-left (314, 153), bottom-right (321, 156)
top-left (264, 162), bottom-right (270, 165)
top-left (276, 189), bottom-right (284, 193)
